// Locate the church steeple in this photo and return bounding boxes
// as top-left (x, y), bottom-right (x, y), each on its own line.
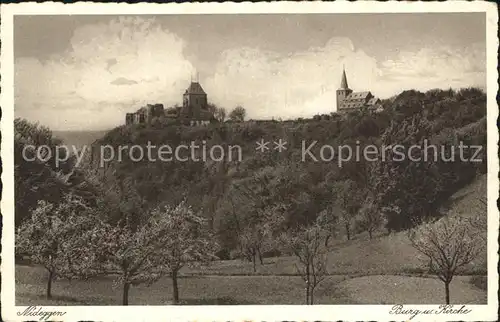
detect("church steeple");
top-left (340, 66), bottom-right (349, 89)
top-left (336, 65), bottom-right (353, 112)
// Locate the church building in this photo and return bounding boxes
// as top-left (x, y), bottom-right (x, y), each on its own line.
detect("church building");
top-left (336, 67), bottom-right (382, 113)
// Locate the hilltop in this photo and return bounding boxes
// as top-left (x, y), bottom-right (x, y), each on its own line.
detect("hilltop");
top-left (85, 87), bottom-right (487, 259)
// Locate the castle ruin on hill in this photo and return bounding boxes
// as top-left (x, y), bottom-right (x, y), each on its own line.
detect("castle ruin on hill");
top-left (126, 81), bottom-right (214, 126)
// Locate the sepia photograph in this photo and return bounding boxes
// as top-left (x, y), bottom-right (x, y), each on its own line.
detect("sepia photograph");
top-left (1, 2), bottom-right (498, 321)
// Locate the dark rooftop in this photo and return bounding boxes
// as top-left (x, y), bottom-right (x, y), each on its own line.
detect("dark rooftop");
top-left (184, 82), bottom-right (207, 95)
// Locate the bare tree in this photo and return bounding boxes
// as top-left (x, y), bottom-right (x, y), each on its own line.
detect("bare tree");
top-left (409, 215), bottom-right (484, 304)
top-left (238, 209), bottom-right (282, 271)
top-left (206, 103), bottom-right (217, 115)
top-left (215, 107), bottom-right (227, 122)
top-left (357, 196), bottom-right (382, 240)
top-left (337, 211), bottom-right (353, 241)
top-left (229, 174), bottom-right (286, 269)
top-left (334, 180), bottom-right (363, 241)
top-left (315, 208), bottom-right (338, 247)
top-left (283, 224), bottom-right (328, 304)
top-left (239, 226), bottom-right (265, 272)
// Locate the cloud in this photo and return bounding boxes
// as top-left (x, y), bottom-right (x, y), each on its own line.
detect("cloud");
top-left (15, 17), bottom-right (195, 130)
top-left (111, 77), bottom-right (138, 86)
top-left (205, 39), bottom-right (485, 120)
top-left (15, 17), bottom-right (486, 130)
top-left (205, 38), bottom-right (381, 120)
top-left (378, 42), bottom-right (486, 97)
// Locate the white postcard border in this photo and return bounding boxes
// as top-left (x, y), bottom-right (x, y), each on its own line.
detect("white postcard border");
top-left (1, 2), bottom-right (498, 321)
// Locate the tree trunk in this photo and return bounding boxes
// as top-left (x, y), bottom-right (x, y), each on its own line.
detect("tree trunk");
top-left (444, 281), bottom-right (450, 304)
top-left (122, 282), bottom-right (130, 305)
top-left (368, 229), bottom-right (373, 240)
top-left (258, 249), bottom-right (263, 265)
top-left (324, 234), bottom-right (331, 247)
top-left (345, 223), bottom-right (351, 240)
top-left (310, 286), bottom-right (314, 305)
top-left (172, 270), bottom-right (180, 304)
top-left (208, 200), bottom-right (217, 231)
top-left (46, 270), bottom-right (54, 299)
top-left (306, 264), bottom-right (310, 304)
top-left (208, 217), bottom-right (214, 231)
top-left (239, 244), bottom-right (245, 262)
top-left (252, 252), bottom-right (257, 272)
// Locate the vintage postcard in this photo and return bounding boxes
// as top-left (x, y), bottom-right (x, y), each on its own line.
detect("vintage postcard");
top-left (1, 1), bottom-right (498, 321)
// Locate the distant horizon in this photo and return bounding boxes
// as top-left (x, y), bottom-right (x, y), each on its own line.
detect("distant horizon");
top-left (15, 13), bottom-right (486, 131)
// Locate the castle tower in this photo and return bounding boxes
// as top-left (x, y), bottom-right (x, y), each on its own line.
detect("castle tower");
top-left (336, 67), bottom-right (353, 111)
top-left (182, 80), bottom-right (208, 118)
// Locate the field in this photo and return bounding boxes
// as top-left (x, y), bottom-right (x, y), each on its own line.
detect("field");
top-left (16, 265), bottom-right (352, 305)
top-left (16, 264), bottom-right (486, 305)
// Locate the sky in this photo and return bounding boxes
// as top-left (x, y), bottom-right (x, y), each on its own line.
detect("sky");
top-left (14, 13), bottom-right (486, 131)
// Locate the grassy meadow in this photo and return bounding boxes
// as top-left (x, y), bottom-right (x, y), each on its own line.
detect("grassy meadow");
top-left (16, 262), bottom-right (486, 305)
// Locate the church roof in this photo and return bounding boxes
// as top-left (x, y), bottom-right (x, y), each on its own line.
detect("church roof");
top-left (340, 68), bottom-right (349, 89)
top-left (339, 91), bottom-right (380, 110)
top-left (184, 82), bottom-right (206, 95)
top-left (367, 97), bottom-right (380, 105)
top-left (341, 101), bottom-right (366, 109)
top-left (346, 91), bottom-right (371, 100)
